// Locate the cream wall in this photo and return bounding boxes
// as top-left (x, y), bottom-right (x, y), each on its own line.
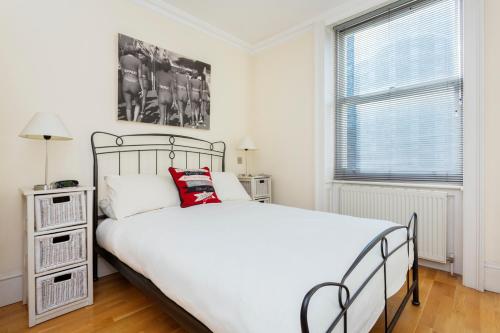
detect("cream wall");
top-left (250, 31), bottom-right (315, 209)
top-left (0, 0), bottom-right (251, 280)
top-left (483, 0), bottom-right (500, 287)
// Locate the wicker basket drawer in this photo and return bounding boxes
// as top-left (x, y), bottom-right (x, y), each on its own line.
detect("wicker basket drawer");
top-left (254, 178), bottom-right (271, 198)
top-left (35, 192), bottom-right (86, 231)
top-left (35, 229), bottom-right (87, 273)
top-left (36, 266), bottom-right (88, 314)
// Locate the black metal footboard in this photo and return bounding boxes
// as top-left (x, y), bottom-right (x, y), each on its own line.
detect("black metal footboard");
top-left (301, 213), bottom-right (420, 333)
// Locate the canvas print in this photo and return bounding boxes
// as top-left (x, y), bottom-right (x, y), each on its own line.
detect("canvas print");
top-left (118, 34), bottom-right (211, 129)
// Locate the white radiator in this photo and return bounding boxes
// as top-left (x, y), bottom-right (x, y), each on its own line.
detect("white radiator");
top-left (338, 185), bottom-right (448, 263)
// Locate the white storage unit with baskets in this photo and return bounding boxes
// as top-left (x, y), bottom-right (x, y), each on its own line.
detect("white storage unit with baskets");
top-left (21, 186), bottom-right (94, 327)
top-left (238, 175), bottom-right (272, 203)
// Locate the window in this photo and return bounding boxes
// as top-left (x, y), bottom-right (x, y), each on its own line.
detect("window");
top-left (334, 0), bottom-right (463, 183)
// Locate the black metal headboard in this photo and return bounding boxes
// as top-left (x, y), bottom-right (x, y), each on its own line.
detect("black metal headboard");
top-left (90, 131), bottom-right (226, 279)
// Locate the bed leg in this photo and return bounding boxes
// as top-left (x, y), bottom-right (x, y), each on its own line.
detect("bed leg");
top-left (411, 214), bottom-right (420, 306)
top-left (412, 262), bottom-right (420, 306)
top-left (93, 248), bottom-right (99, 281)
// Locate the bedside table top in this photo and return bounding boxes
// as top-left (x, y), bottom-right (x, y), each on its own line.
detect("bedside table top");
top-left (20, 186), bottom-right (95, 196)
top-left (238, 174), bottom-right (271, 180)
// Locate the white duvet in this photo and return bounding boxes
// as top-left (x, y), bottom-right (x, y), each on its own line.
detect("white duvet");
top-left (97, 201), bottom-right (412, 333)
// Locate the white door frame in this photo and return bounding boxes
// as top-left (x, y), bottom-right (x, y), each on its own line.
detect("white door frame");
top-left (313, 0), bottom-right (485, 290)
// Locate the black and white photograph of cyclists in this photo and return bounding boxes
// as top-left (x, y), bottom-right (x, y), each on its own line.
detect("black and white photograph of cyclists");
top-left (118, 33), bottom-right (211, 129)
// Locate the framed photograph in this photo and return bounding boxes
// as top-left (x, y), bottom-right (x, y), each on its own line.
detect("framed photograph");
top-left (118, 33), bottom-right (211, 129)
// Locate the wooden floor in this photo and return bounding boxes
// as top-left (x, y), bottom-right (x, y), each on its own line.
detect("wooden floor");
top-left (1, 267), bottom-right (499, 333)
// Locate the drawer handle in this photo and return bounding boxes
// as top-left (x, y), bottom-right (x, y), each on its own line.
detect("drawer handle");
top-left (53, 273), bottom-right (72, 283)
top-left (259, 180), bottom-right (265, 184)
top-left (52, 196), bottom-right (70, 204)
top-left (52, 235), bottom-right (70, 243)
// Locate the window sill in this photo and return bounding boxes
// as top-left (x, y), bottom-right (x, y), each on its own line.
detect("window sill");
top-left (329, 180), bottom-right (463, 191)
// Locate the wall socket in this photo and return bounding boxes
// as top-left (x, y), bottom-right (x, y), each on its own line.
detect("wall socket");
top-left (237, 156), bottom-right (243, 164)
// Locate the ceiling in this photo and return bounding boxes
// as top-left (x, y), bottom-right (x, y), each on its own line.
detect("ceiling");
top-left (158, 0), bottom-right (349, 45)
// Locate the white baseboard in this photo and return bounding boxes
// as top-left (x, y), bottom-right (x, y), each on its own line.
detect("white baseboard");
top-left (0, 272), bottom-right (23, 307)
top-left (419, 259), bottom-right (458, 274)
top-left (485, 262), bottom-right (500, 293)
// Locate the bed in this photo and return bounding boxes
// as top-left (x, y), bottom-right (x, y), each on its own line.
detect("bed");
top-left (91, 132), bottom-right (420, 333)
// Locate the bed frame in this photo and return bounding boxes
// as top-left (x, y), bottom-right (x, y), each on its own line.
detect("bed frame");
top-left (91, 131), bottom-right (420, 333)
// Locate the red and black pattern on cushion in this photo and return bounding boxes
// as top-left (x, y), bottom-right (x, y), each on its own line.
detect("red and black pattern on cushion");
top-left (168, 167), bottom-right (221, 208)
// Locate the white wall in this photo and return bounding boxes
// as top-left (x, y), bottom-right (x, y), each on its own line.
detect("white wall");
top-left (0, 0), bottom-right (251, 301)
top-left (251, 31), bottom-right (315, 209)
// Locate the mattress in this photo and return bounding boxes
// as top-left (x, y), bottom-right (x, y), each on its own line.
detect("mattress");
top-left (96, 201), bottom-right (413, 333)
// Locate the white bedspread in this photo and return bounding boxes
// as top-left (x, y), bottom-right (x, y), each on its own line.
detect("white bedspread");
top-left (97, 201), bottom-right (412, 333)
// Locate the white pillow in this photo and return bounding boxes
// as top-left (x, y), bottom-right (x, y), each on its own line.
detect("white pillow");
top-left (211, 172), bottom-right (251, 201)
top-left (103, 174), bottom-right (180, 219)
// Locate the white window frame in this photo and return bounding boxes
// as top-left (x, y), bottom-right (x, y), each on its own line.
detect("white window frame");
top-left (313, 0), bottom-right (484, 290)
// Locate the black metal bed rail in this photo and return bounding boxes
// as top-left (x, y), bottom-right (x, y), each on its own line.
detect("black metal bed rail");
top-left (301, 213), bottom-right (419, 333)
top-left (91, 132), bottom-right (226, 168)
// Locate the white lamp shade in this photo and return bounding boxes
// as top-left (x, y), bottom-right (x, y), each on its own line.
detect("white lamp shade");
top-left (238, 136), bottom-right (257, 150)
top-left (19, 112), bottom-right (72, 140)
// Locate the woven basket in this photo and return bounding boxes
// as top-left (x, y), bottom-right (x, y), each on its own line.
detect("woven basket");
top-left (240, 180), bottom-right (252, 196)
top-left (36, 266), bottom-right (87, 314)
top-left (254, 178), bottom-right (271, 197)
top-left (34, 229), bottom-right (86, 273)
top-left (35, 192), bottom-right (86, 231)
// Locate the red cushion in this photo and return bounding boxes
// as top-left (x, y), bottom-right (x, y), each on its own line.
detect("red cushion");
top-left (168, 167), bottom-right (221, 208)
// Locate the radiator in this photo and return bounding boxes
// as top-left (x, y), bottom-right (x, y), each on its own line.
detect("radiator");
top-left (338, 185), bottom-right (448, 263)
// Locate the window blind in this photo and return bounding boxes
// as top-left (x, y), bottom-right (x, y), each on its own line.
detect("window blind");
top-left (334, 0), bottom-right (463, 184)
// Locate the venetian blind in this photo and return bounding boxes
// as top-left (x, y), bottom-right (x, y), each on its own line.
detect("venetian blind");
top-left (334, 0), bottom-right (463, 183)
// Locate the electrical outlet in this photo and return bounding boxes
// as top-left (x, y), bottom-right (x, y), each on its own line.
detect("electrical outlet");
top-left (237, 156), bottom-right (243, 164)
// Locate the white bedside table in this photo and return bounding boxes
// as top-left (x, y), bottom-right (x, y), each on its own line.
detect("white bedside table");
top-left (238, 175), bottom-right (272, 203)
top-left (21, 186), bottom-right (94, 327)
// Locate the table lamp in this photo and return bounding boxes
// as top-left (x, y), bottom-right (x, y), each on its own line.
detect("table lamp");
top-left (238, 136), bottom-right (257, 177)
top-left (19, 112), bottom-right (73, 190)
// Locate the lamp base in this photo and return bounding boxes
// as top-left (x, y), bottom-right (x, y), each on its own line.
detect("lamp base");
top-left (33, 184), bottom-right (50, 191)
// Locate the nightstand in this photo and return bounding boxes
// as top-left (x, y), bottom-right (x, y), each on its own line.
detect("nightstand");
top-left (238, 175), bottom-right (272, 203)
top-left (21, 186), bottom-right (94, 327)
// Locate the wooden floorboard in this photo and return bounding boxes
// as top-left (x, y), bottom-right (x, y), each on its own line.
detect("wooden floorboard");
top-left (1, 267), bottom-right (499, 332)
